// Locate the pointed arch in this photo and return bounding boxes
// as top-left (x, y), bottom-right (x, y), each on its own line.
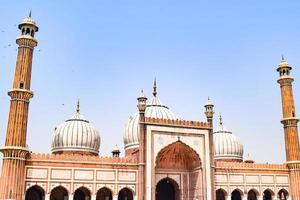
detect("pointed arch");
top-left (231, 189), bottom-right (243, 200)
top-left (216, 188), bottom-right (227, 200)
top-left (25, 185), bottom-right (45, 200)
top-left (155, 141), bottom-right (201, 170)
top-left (50, 186), bottom-right (69, 200)
top-left (96, 187), bottom-right (113, 200)
top-left (156, 177), bottom-right (180, 200)
top-left (263, 189), bottom-right (274, 200)
top-left (247, 189), bottom-right (258, 200)
top-left (277, 189), bottom-right (288, 200)
top-left (74, 186), bottom-right (91, 200)
top-left (118, 187), bottom-right (133, 200)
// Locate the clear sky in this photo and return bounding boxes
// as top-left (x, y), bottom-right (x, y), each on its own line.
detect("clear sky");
top-left (1, 0), bottom-right (300, 163)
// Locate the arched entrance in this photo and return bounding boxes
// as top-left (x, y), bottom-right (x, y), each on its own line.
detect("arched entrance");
top-left (118, 188), bottom-right (133, 200)
top-left (50, 186), bottom-right (68, 200)
top-left (97, 187), bottom-right (112, 200)
top-left (155, 141), bottom-right (202, 199)
top-left (263, 190), bottom-right (273, 200)
top-left (25, 185), bottom-right (45, 200)
top-left (231, 189), bottom-right (242, 200)
top-left (74, 187), bottom-right (91, 200)
top-left (216, 189), bottom-right (226, 200)
top-left (156, 178), bottom-right (179, 200)
top-left (278, 189), bottom-right (288, 200)
top-left (248, 190), bottom-right (258, 200)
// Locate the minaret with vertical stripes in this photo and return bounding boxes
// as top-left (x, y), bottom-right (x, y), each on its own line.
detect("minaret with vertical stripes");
top-left (0, 13), bottom-right (38, 200)
top-left (277, 57), bottom-right (300, 200)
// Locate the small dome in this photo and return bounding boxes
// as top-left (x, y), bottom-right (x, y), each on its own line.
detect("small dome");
top-left (213, 115), bottom-right (243, 161)
top-left (51, 102), bottom-right (101, 155)
top-left (124, 81), bottom-right (177, 150)
top-left (18, 12), bottom-right (39, 32)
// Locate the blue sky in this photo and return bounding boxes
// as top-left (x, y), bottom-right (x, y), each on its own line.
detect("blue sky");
top-left (1, 0), bottom-right (300, 163)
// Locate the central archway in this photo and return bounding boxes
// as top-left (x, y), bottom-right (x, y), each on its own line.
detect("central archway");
top-left (156, 178), bottom-right (179, 200)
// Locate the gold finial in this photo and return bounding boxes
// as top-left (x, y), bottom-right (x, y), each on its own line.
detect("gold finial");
top-left (153, 78), bottom-right (157, 97)
top-left (76, 99), bottom-right (80, 113)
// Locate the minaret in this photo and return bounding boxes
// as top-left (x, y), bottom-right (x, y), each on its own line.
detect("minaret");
top-left (137, 90), bottom-right (147, 200)
top-left (277, 56), bottom-right (300, 200)
top-left (204, 97), bottom-right (215, 200)
top-left (0, 13), bottom-right (38, 200)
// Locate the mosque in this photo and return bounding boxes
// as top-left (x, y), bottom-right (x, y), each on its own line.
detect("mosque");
top-left (0, 14), bottom-right (300, 200)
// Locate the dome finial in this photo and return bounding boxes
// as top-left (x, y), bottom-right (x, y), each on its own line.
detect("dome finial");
top-left (29, 10), bottom-right (32, 18)
top-left (153, 78), bottom-right (157, 97)
top-left (281, 54), bottom-right (285, 61)
top-left (76, 99), bottom-right (80, 114)
top-left (219, 114), bottom-right (223, 125)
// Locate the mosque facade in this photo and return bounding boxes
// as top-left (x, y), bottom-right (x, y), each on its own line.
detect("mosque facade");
top-left (0, 15), bottom-right (300, 200)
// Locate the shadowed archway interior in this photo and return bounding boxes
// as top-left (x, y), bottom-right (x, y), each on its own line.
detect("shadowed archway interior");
top-left (74, 187), bottom-right (91, 200)
top-left (156, 178), bottom-right (179, 200)
top-left (97, 187), bottom-right (112, 200)
top-left (118, 188), bottom-right (133, 200)
top-left (50, 186), bottom-right (68, 200)
top-left (25, 185), bottom-right (45, 200)
top-left (216, 189), bottom-right (226, 200)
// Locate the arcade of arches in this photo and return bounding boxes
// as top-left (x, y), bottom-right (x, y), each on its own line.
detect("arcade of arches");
top-left (24, 186), bottom-right (134, 200)
top-left (215, 188), bottom-right (289, 200)
top-left (155, 141), bottom-right (202, 200)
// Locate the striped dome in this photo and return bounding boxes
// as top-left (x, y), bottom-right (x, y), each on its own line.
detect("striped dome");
top-left (213, 115), bottom-right (244, 161)
top-left (51, 102), bottom-right (101, 155)
top-left (124, 81), bottom-right (177, 150)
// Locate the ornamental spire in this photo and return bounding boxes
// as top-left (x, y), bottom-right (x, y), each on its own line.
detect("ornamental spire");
top-left (29, 10), bottom-right (32, 18)
top-left (153, 78), bottom-right (157, 97)
top-left (76, 99), bottom-right (80, 114)
top-left (219, 114), bottom-right (223, 125)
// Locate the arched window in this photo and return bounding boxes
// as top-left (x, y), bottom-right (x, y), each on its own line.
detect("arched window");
top-left (25, 185), bottom-right (45, 200)
top-left (231, 189), bottom-right (242, 200)
top-left (216, 189), bottom-right (226, 200)
top-left (26, 28), bottom-right (30, 35)
top-left (96, 187), bottom-right (113, 200)
top-left (247, 190), bottom-right (258, 200)
top-left (19, 81), bottom-right (24, 89)
top-left (74, 187), bottom-right (91, 200)
top-left (50, 186), bottom-right (68, 200)
top-left (263, 190), bottom-right (273, 200)
top-left (118, 188), bottom-right (133, 200)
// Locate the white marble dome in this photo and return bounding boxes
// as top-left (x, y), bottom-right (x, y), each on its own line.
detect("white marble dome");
top-left (124, 82), bottom-right (177, 150)
top-left (51, 102), bottom-right (101, 155)
top-left (213, 116), bottom-right (244, 161)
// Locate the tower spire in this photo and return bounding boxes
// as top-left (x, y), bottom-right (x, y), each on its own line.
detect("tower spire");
top-left (29, 9), bottom-right (32, 18)
top-left (153, 78), bottom-right (157, 97)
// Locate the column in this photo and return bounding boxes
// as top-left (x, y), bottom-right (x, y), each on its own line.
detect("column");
top-left (45, 194), bottom-right (50, 200)
top-left (91, 194), bottom-right (96, 200)
top-left (113, 195), bottom-right (118, 200)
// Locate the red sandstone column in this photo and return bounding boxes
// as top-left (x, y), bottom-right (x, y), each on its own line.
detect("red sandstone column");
top-left (137, 90), bottom-right (147, 200)
top-left (0, 13), bottom-right (38, 200)
top-left (204, 98), bottom-right (215, 200)
top-left (277, 58), bottom-right (300, 200)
